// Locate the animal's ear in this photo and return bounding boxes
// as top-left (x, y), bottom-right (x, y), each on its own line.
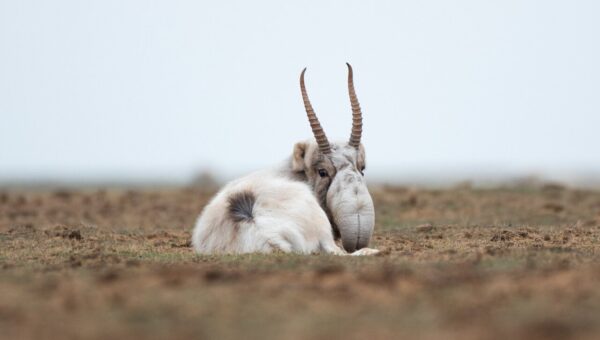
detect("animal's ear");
top-left (292, 142), bottom-right (307, 172)
top-left (357, 143), bottom-right (366, 165)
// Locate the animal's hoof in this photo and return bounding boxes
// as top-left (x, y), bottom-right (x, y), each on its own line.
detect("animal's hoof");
top-left (350, 248), bottom-right (380, 256)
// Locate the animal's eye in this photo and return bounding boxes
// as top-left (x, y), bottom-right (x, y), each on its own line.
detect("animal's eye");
top-left (360, 166), bottom-right (365, 176)
top-left (318, 169), bottom-right (329, 178)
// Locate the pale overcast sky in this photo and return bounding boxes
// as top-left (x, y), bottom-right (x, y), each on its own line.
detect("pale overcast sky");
top-left (1, 1), bottom-right (599, 184)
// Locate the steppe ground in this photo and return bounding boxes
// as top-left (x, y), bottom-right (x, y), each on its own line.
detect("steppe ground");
top-left (1, 183), bottom-right (600, 340)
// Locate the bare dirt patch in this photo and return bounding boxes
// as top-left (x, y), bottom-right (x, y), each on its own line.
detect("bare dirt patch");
top-left (1, 185), bottom-right (600, 339)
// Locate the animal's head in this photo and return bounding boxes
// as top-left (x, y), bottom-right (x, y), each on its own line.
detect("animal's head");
top-left (291, 63), bottom-right (375, 252)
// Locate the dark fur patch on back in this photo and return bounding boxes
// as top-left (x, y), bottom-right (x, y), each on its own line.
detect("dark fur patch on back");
top-left (227, 190), bottom-right (256, 223)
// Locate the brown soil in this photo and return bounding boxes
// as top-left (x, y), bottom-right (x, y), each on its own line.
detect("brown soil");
top-left (1, 184), bottom-right (600, 339)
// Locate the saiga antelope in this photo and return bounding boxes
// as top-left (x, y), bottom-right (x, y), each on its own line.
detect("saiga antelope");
top-left (192, 63), bottom-right (379, 256)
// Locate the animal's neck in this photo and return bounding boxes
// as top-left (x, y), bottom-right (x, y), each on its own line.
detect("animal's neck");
top-left (277, 157), bottom-right (308, 183)
top-left (278, 156), bottom-right (339, 240)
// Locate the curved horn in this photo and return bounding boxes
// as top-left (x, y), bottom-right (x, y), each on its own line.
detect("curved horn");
top-left (347, 63), bottom-right (363, 148)
top-left (300, 68), bottom-right (331, 154)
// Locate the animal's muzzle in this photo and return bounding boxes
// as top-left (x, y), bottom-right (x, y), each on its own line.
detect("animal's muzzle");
top-left (337, 213), bottom-right (374, 253)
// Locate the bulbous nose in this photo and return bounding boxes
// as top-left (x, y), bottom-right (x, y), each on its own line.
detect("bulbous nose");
top-left (327, 168), bottom-right (375, 253)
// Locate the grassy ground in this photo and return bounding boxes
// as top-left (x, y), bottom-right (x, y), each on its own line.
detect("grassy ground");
top-left (1, 184), bottom-right (600, 339)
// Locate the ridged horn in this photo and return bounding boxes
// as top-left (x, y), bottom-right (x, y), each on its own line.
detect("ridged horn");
top-left (300, 68), bottom-right (331, 154)
top-left (347, 63), bottom-right (363, 148)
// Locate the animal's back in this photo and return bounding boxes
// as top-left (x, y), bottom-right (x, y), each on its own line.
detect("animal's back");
top-left (191, 171), bottom-right (331, 254)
